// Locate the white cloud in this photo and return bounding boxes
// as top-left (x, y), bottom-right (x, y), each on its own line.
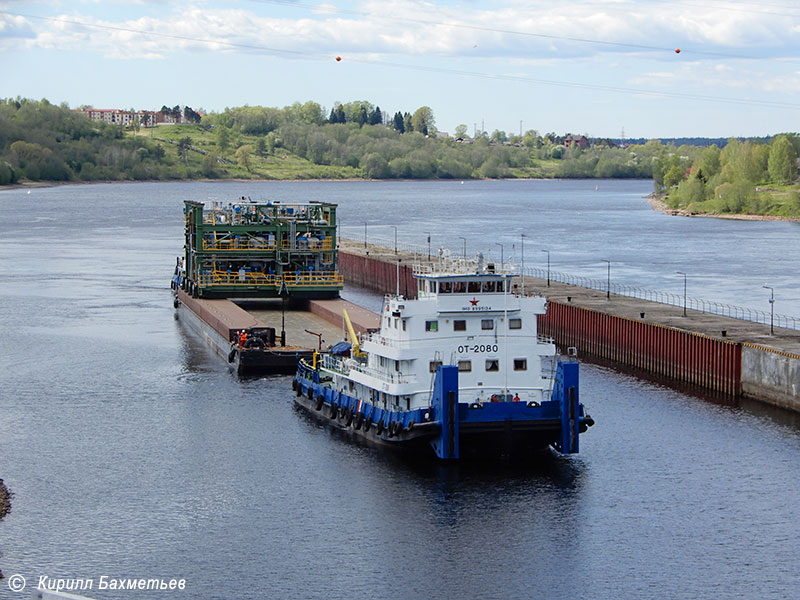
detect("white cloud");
top-left (3, 1), bottom-right (800, 65)
top-left (0, 2), bottom-right (792, 58)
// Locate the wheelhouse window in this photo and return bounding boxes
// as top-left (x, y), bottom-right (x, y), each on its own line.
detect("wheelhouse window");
top-left (485, 359), bottom-right (499, 372)
top-left (514, 358), bottom-right (528, 371)
top-left (458, 360), bottom-right (472, 372)
top-left (482, 281), bottom-right (496, 293)
top-left (429, 360), bottom-right (443, 373)
top-left (425, 320), bottom-right (438, 332)
top-left (454, 320), bottom-right (466, 331)
top-left (467, 281), bottom-right (481, 293)
top-left (481, 319), bottom-right (494, 330)
top-left (509, 318), bottom-right (522, 329)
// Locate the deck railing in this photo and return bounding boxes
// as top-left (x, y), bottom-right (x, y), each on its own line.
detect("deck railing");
top-left (321, 354), bottom-right (416, 385)
top-left (199, 270), bottom-right (343, 288)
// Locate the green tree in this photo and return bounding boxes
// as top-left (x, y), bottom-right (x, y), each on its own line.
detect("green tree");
top-left (0, 160), bottom-right (17, 184)
top-left (490, 130), bottom-right (507, 143)
top-left (368, 106), bottom-right (383, 126)
top-left (392, 111), bottom-right (405, 133)
top-left (767, 135), bottom-right (798, 184)
top-left (329, 104), bottom-right (345, 124)
top-left (663, 164), bottom-right (685, 188)
top-left (670, 177), bottom-right (705, 208)
top-left (255, 138), bottom-right (267, 157)
top-left (715, 180), bottom-right (753, 212)
top-left (235, 144), bottom-right (253, 172)
top-left (201, 153), bottom-right (220, 178)
top-left (177, 137), bottom-right (192, 165)
top-left (215, 127), bottom-right (231, 154)
top-left (696, 145), bottom-right (721, 179)
top-left (411, 106), bottom-right (435, 136)
top-left (403, 112), bottom-right (413, 134)
top-left (363, 153), bottom-right (389, 178)
top-left (454, 124), bottom-right (468, 139)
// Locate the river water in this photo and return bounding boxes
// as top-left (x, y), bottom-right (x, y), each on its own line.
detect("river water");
top-left (1, 180), bottom-right (799, 599)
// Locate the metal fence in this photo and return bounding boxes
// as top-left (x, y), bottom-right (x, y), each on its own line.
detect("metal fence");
top-left (523, 266), bottom-right (799, 331)
top-left (340, 233), bottom-right (799, 332)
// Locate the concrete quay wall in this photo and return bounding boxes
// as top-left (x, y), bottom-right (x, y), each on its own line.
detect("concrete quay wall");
top-left (742, 344), bottom-right (800, 410)
top-left (337, 244), bottom-right (800, 412)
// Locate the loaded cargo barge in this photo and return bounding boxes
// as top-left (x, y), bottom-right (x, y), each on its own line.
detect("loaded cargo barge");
top-left (172, 198), bottom-right (374, 374)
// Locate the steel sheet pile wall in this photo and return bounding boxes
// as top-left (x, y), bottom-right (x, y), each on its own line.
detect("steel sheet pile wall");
top-left (539, 302), bottom-right (742, 396)
top-left (339, 252), bottom-right (417, 298)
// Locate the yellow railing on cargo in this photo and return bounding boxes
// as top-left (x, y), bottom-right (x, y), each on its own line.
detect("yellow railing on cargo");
top-left (201, 270), bottom-right (342, 288)
top-left (283, 271), bottom-right (343, 287)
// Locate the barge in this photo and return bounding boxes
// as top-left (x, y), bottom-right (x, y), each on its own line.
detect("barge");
top-left (172, 198), bottom-right (345, 375)
top-left (293, 256), bottom-right (594, 459)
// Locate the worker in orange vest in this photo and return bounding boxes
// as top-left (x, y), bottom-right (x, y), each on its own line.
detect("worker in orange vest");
top-left (239, 330), bottom-right (248, 348)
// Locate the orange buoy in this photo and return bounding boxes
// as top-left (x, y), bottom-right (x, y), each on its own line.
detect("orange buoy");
top-left (335, 56), bottom-right (341, 61)
top-left (675, 48), bottom-right (681, 53)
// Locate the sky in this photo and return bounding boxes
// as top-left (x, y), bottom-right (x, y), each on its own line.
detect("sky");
top-left (1, 0), bottom-right (800, 139)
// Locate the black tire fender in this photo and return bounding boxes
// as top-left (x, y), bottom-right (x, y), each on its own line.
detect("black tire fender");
top-left (315, 395), bottom-right (325, 411)
top-left (376, 420), bottom-right (384, 435)
top-left (344, 408), bottom-right (353, 427)
top-left (227, 348), bottom-right (237, 363)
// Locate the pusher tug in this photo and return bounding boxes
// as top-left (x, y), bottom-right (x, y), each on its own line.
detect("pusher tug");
top-left (292, 254), bottom-right (594, 459)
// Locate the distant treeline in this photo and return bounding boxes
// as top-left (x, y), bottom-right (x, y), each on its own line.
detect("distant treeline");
top-left (1, 97), bottom-right (798, 200)
top-left (0, 98), bottom-right (187, 184)
top-left (657, 135), bottom-right (800, 217)
top-left (615, 137), bottom-right (762, 148)
top-left (203, 101), bottom-right (666, 179)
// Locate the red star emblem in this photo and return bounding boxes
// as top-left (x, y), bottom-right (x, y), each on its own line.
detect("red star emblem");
top-left (469, 298), bottom-right (479, 306)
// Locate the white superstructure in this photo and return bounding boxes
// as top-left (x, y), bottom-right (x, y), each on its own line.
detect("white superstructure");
top-left (320, 258), bottom-right (558, 413)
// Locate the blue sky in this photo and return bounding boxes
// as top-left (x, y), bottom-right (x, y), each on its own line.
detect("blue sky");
top-left (1, 0), bottom-right (799, 138)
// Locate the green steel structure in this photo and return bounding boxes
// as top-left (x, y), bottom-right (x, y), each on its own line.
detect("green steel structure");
top-left (181, 199), bottom-right (343, 299)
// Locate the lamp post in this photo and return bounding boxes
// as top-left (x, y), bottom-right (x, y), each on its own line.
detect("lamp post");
top-left (520, 233), bottom-right (526, 296)
top-left (391, 225), bottom-right (397, 254)
top-left (458, 236), bottom-right (466, 258)
top-left (541, 249), bottom-right (550, 287)
top-left (763, 284), bottom-right (774, 335)
top-left (677, 271), bottom-right (687, 316)
top-left (278, 280), bottom-right (289, 346)
top-left (602, 260), bottom-right (611, 299)
top-left (424, 231), bottom-right (431, 261)
top-left (495, 242), bottom-right (504, 268)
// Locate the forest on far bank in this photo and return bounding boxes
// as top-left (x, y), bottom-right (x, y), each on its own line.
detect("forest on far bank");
top-left (1, 97), bottom-right (798, 217)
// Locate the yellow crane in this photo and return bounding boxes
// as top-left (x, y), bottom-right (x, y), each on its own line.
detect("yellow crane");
top-left (342, 308), bottom-right (366, 358)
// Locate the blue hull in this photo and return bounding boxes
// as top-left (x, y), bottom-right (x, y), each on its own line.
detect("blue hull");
top-left (292, 362), bottom-right (593, 460)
